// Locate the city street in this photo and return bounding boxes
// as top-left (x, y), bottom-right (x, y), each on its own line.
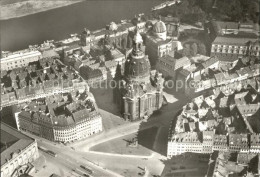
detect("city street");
top-left (26, 86), bottom-right (189, 177)
top-left (2, 0), bottom-right (259, 176)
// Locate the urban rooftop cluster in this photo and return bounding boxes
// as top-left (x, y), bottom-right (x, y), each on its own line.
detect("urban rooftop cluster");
top-left (1, 57), bottom-right (88, 109)
top-left (17, 90), bottom-right (102, 143)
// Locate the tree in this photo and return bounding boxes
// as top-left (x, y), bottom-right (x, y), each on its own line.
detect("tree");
top-left (217, 0), bottom-right (243, 21)
top-left (127, 35), bottom-right (133, 48)
top-left (199, 0), bottom-right (214, 13)
top-left (198, 43), bottom-right (207, 55)
top-left (121, 37), bottom-right (127, 50)
top-left (190, 43), bottom-right (198, 56)
top-left (182, 43), bottom-right (191, 57)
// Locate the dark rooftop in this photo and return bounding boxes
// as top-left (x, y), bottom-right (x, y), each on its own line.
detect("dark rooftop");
top-left (1, 123), bottom-right (35, 166)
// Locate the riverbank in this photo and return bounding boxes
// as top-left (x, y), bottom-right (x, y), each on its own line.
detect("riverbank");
top-left (0, 0), bottom-right (83, 20)
top-left (1, 0), bottom-right (158, 51)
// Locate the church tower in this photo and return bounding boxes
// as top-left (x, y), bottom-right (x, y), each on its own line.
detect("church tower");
top-left (124, 28), bottom-right (151, 84)
top-left (113, 28), bottom-right (164, 121)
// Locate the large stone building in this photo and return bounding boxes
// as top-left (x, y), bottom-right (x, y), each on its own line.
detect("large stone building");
top-left (1, 49), bottom-right (42, 71)
top-left (1, 123), bottom-right (39, 177)
top-left (156, 54), bottom-right (191, 79)
top-left (16, 90), bottom-right (102, 143)
top-left (210, 36), bottom-right (260, 59)
top-left (145, 17), bottom-right (182, 66)
top-left (113, 29), bottom-right (164, 121)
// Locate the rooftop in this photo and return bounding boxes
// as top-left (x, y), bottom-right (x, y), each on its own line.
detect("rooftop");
top-left (212, 36), bottom-right (258, 46)
top-left (1, 123), bottom-right (35, 166)
top-left (19, 91), bottom-right (98, 128)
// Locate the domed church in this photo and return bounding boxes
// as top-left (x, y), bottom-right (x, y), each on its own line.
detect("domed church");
top-left (113, 28), bottom-right (164, 121)
top-left (153, 20), bottom-right (167, 40)
top-left (145, 17), bottom-right (179, 66)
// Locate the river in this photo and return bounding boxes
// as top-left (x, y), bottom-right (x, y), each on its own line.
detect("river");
top-left (0, 0), bottom-right (159, 51)
top-left (0, 0), bottom-right (160, 127)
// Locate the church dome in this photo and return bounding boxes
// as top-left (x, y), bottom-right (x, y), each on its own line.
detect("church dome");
top-left (124, 28), bottom-right (151, 82)
top-left (124, 53), bottom-right (150, 81)
top-left (153, 20), bottom-right (167, 33)
top-left (152, 20), bottom-right (167, 40)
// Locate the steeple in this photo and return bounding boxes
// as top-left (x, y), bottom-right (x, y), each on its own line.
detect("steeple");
top-left (114, 62), bottom-right (122, 81)
top-left (132, 27), bottom-right (143, 56)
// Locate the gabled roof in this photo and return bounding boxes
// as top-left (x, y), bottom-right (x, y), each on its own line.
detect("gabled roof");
top-left (201, 56), bottom-right (219, 69)
top-left (219, 96), bottom-right (229, 107)
top-left (234, 91), bottom-right (249, 100)
top-left (237, 104), bottom-right (260, 116)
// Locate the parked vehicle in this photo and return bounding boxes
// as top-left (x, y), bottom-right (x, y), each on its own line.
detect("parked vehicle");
top-left (80, 165), bottom-right (93, 174)
top-left (47, 151), bottom-right (57, 157)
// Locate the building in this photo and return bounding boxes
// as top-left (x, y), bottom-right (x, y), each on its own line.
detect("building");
top-left (80, 28), bottom-right (95, 48)
top-left (156, 54), bottom-right (190, 79)
top-left (167, 131), bottom-right (258, 157)
top-left (211, 21), bottom-right (260, 36)
top-left (1, 49), bottom-right (42, 71)
top-left (145, 18), bottom-right (182, 66)
top-left (1, 57), bottom-right (89, 109)
top-left (80, 63), bottom-right (107, 86)
top-left (188, 60), bottom-right (260, 93)
top-left (167, 132), bottom-right (203, 157)
top-left (167, 86), bottom-right (260, 158)
top-left (16, 91), bottom-right (102, 143)
top-left (250, 133), bottom-right (260, 153)
top-left (161, 15), bottom-right (180, 39)
top-left (104, 60), bottom-right (117, 78)
top-left (207, 151), bottom-right (260, 177)
top-left (210, 36), bottom-right (260, 59)
top-left (1, 123), bottom-right (39, 177)
top-left (107, 48), bottom-right (125, 66)
top-left (131, 14), bottom-right (146, 33)
top-left (113, 28), bottom-right (164, 121)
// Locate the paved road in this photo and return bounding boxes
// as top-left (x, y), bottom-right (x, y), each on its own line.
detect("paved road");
top-left (37, 140), bottom-right (123, 177)
top-left (26, 89), bottom-right (189, 177)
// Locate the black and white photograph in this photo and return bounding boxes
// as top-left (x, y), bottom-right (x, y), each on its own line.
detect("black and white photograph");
top-left (0, 0), bottom-right (259, 176)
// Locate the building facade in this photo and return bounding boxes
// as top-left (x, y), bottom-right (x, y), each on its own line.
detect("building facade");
top-left (113, 29), bottom-right (164, 121)
top-left (145, 18), bottom-right (182, 66)
top-left (1, 123), bottom-right (39, 177)
top-left (16, 91), bottom-right (102, 143)
top-left (167, 132), bottom-right (260, 158)
top-left (210, 36), bottom-right (260, 59)
top-left (1, 49), bottom-right (42, 71)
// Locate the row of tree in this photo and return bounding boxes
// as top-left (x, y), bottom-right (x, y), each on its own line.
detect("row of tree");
top-left (154, 0), bottom-right (206, 24)
top-left (154, 0), bottom-right (259, 24)
top-left (182, 42), bottom-right (207, 57)
top-left (199, 0), bottom-right (259, 23)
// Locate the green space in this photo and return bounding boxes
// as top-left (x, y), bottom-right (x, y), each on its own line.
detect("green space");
top-left (153, 0), bottom-right (259, 24)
